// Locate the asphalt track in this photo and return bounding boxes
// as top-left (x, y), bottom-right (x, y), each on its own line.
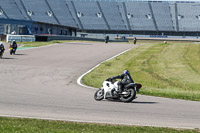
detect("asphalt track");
top-left (0, 42), bottom-right (199, 129)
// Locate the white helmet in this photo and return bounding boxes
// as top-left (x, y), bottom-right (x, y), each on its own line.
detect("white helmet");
top-left (0, 42), bottom-right (3, 46)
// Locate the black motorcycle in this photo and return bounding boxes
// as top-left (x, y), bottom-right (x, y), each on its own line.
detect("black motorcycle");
top-left (0, 49), bottom-right (3, 58)
top-left (10, 47), bottom-right (16, 55)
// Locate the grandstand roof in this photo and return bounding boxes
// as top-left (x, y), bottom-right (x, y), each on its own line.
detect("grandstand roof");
top-left (131, 0), bottom-right (199, 1)
top-left (0, 18), bottom-right (33, 25)
top-left (71, 0), bottom-right (199, 2)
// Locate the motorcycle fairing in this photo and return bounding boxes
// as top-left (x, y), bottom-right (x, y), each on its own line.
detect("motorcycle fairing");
top-left (103, 81), bottom-right (119, 98)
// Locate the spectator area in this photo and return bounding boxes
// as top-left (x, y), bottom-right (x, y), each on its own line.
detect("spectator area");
top-left (0, 0), bottom-right (200, 33)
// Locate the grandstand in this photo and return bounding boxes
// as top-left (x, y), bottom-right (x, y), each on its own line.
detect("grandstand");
top-left (0, 0), bottom-right (200, 40)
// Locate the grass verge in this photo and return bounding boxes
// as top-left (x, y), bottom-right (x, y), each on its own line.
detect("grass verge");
top-left (0, 117), bottom-right (199, 133)
top-left (21, 40), bottom-right (72, 47)
top-left (20, 40), bottom-right (105, 48)
top-left (82, 42), bottom-right (200, 101)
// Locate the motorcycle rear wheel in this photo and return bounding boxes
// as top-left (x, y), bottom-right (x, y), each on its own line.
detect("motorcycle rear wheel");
top-left (120, 88), bottom-right (136, 102)
top-left (94, 89), bottom-right (104, 101)
top-left (0, 52), bottom-right (3, 58)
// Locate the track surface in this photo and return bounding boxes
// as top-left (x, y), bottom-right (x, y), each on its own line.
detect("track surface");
top-left (0, 42), bottom-right (199, 129)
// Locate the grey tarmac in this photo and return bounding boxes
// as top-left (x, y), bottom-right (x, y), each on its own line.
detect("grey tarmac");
top-left (0, 42), bottom-right (199, 129)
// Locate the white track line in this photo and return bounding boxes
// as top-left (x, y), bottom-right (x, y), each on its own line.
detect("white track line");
top-left (77, 48), bottom-right (133, 89)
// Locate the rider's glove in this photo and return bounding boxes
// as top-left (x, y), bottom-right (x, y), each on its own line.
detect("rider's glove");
top-left (107, 78), bottom-right (112, 81)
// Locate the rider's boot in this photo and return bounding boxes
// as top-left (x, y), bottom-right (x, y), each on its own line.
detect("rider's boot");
top-left (117, 85), bottom-right (123, 94)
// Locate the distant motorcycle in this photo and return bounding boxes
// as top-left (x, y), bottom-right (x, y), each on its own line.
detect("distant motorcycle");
top-left (94, 78), bottom-right (142, 102)
top-left (105, 35), bottom-right (109, 43)
top-left (0, 49), bottom-right (3, 58)
top-left (10, 47), bottom-right (16, 55)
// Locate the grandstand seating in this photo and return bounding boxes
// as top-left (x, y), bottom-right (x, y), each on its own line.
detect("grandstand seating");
top-left (0, 0), bottom-right (25, 20)
top-left (14, 0), bottom-right (31, 20)
top-left (125, 2), bottom-right (156, 31)
top-left (21, 0), bottom-right (58, 24)
top-left (169, 3), bottom-right (178, 31)
top-left (177, 3), bottom-right (200, 31)
top-left (47, 0), bottom-right (77, 28)
top-left (0, 25), bottom-right (4, 34)
top-left (0, 0), bottom-right (200, 33)
top-left (72, 1), bottom-right (108, 30)
top-left (65, 1), bottom-right (82, 29)
top-left (0, 6), bottom-right (7, 19)
top-left (117, 2), bottom-right (130, 30)
top-left (151, 3), bottom-right (174, 31)
top-left (99, 2), bottom-right (126, 30)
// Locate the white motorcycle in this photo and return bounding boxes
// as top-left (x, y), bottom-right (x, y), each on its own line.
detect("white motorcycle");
top-left (94, 78), bottom-right (142, 102)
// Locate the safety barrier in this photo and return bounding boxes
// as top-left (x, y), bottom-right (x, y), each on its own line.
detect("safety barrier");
top-left (6, 34), bottom-right (35, 42)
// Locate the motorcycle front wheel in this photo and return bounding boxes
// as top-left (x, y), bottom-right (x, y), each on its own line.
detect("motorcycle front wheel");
top-left (94, 89), bottom-right (104, 101)
top-left (120, 88), bottom-right (136, 102)
top-left (13, 49), bottom-right (16, 55)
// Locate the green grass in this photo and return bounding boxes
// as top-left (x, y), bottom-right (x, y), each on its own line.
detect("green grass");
top-left (82, 42), bottom-right (200, 101)
top-left (21, 40), bottom-right (71, 47)
top-left (0, 117), bottom-right (199, 133)
top-left (21, 40), bottom-right (103, 47)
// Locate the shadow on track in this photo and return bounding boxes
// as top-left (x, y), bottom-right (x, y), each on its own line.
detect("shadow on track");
top-left (14, 53), bottom-right (27, 56)
top-left (1, 57), bottom-right (16, 60)
top-left (131, 101), bottom-right (158, 104)
top-left (104, 99), bottom-right (158, 104)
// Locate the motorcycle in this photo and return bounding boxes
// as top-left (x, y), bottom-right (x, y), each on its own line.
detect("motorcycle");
top-left (94, 78), bottom-right (142, 102)
top-left (105, 36), bottom-right (109, 43)
top-left (105, 39), bottom-right (108, 43)
top-left (0, 49), bottom-right (3, 58)
top-left (10, 47), bottom-right (16, 55)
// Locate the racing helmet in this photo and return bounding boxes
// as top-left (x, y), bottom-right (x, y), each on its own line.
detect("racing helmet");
top-left (123, 70), bottom-right (130, 75)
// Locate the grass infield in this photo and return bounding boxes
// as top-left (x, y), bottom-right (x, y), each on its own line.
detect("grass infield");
top-left (20, 40), bottom-right (103, 48)
top-left (82, 42), bottom-right (200, 101)
top-left (21, 40), bottom-right (72, 47)
top-left (0, 117), bottom-right (199, 133)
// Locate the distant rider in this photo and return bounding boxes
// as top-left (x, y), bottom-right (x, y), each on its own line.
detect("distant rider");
top-left (105, 35), bottom-right (109, 43)
top-left (109, 70), bottom-right (134, 93)
top-left (0, 42), bottom-right (5, 53)
top-left (10, 40), bottom-right (18, 52)
top-left (133, 37), bottom-right (137, 44)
